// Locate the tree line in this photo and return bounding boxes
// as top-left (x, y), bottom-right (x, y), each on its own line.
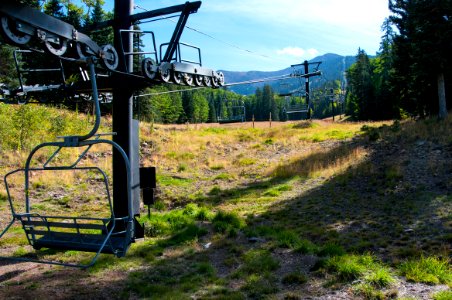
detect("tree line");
top-left (1, 0), bottom-right (449, 122)
top-left (346, 0), bottom-right (451, 120)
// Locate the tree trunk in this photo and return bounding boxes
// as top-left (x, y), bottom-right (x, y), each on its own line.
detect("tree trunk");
top-left (437, 73), bottom-right (447, 119)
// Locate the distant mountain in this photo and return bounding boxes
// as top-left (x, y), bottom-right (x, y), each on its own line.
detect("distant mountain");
top-left (220, 53), bottom-right (356, 95)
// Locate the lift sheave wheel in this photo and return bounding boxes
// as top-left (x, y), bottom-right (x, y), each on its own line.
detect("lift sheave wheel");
top-left (182, 73), bottom-right (194, 86)
top-left (44, 37), bottom-right (68, 56)
top-left (100, 44), bottom-right (119, 71)
top-left (142, 58), bottom-right (157, 80)
top-left (0, 15), bottom-right (32, 45)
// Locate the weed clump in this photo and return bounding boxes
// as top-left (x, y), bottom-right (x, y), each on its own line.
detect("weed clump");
top-left (143, 203), bottom-right (213, 237)
top-left (212, 210), bottom-right (245, 236)
top-left (242, 249), bottom-right (280, 273)
top-left (432, 290), bottom-right (452, 300)
top-left (282, 272), bottom-right (308, 285)
top-left (323, 253), bottom-right (395, 287)
top-left (318, 243), bottom-right (346, 257)
top-left (399, 256), bottom-right (452, 286)
top-left (361, 125), bottom-right (381, 141)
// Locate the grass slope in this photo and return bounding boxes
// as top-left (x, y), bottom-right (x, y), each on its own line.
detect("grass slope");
top-left (0, 107), bottom-right (450, 299)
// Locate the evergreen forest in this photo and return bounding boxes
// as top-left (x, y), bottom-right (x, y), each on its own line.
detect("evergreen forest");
top-left (0, 0), bottom-right (450, 122)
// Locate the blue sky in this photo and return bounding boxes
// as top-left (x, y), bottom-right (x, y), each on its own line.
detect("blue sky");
top-left (100, 0), bottom-right (390, 72)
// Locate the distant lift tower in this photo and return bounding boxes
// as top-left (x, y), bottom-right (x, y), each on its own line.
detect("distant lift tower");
top-left (290, 60), bottom-right (322, 119)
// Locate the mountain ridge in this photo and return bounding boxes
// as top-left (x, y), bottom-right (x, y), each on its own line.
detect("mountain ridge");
top-left (219, 53), bottom-right (357, 95)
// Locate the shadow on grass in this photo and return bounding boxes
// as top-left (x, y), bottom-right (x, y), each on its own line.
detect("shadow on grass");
top-left (0, 120), bottom-right (450, 299)
top-left (253, 123), bottom-right (451, 263)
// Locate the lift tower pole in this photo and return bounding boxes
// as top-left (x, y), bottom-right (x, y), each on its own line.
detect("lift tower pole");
top-left (112, 0), bottom-right (141, 235)
top-left (291, 60), bottom-right (321, 120)
top-left (303, 60), bottom-right (311, 119)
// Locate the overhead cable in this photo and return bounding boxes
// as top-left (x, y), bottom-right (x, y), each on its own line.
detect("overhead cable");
top-left (133, 5), bottom-right (277, 61)
top-left (134, 72), bottom-right (320, 97)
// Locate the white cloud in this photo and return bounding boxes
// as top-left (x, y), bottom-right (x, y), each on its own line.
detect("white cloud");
top-left (276, 47), bottom-right (319, 59)
top-left (205, 0), bottom-right (389, 33)
top-left (277, 47), bottom-right (305, 57)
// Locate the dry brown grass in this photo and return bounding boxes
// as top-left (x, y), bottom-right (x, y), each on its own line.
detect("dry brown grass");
top-left (268, 144), bottom-right (368, 179)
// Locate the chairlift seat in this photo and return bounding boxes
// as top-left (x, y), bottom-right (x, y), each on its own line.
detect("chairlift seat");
top-left (18, 214), bottom-right (129, 257)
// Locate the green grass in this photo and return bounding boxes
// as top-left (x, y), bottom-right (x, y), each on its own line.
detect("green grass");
top-left (432, 290), bottom-right (452, 300)
top-left (235, 158), bottom-right (256, 166)
top-left (201, 127), bottom-right (228, 135)
top-left (125, 258), bottom-right (219, 299)
top-left (399, 256), bottom-right (452, 286)
top-left (210, 164), bottom-right (225, 170)
top-left (12, 246), bottom-right (29, 257)
top-left (263, 184), bottom-right (293, 197)
top-left (353, 283), bottom-right (386, 300)
top-left (212, 210), bottom-right (245, 236)
top-left (0, 192), bottom-right (8, 205)
top-left (275, 230), bottom-right (303, 249)
top-left (141, 203), bottom-right (213, 237)
top-left (157, 174), bottom-right (193, 187)
top-left (299, 129), bottom-right (356, 142)
top-left (318, 243), bottom-right (346, 257)
top-left (281, 272), bottom-right (308, 285)
top-left (214, 173), bottom-right (232, 180)
top-left (323, 254), bottom-right (395, 287)
top-left (241, 249), bottom-right (279, 274)
top-left (364, 267), bottom-right (395, 288)
top-left (241, 274), bottom-right (278, 298)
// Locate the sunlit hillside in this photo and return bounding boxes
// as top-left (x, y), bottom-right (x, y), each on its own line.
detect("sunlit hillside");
top-left (0, 105), bottom-right (450, 299)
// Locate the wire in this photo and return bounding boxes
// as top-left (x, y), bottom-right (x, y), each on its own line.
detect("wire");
top-left (133, 5), bottom-right (277, 61)
top-left (134, 72), bottom-right (319, 98)
top-left (134, 86), bottom-right (204, 98)
top-left (136, 14), bottom-right (181, 25)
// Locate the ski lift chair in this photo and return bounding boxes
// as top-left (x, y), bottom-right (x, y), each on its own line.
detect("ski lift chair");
top-left (12, 49), bottom-right (67, 104)
top-left (0, 57), bottom-right (134, 268)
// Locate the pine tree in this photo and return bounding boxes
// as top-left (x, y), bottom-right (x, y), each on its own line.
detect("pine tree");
top-left (254, 87), bottom-right (263, 120)
top-left (389, 0), bottom-right (451, 118)
top-left (346, 49), bottom-right (375, 120)
top-left (44, 0), bottom-right (65, 18)
top-left (372, 19), bottom-right (398, 119)
top-left (58, 1), bottom-right (84, 29)
top-left (208, 92), bottom-right (217, 123)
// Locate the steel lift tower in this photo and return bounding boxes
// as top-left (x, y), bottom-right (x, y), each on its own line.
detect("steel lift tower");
top-left (0, 1), bottom-right (223, 267)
